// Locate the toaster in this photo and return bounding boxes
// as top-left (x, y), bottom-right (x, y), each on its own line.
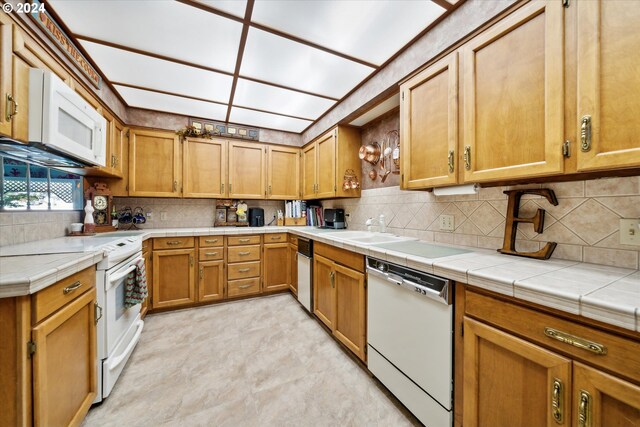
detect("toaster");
top-left (323, 208), bottom-right (345, 229)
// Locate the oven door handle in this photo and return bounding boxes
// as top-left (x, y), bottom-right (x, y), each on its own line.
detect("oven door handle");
top-left (109, 257), bottom-right (143, 285)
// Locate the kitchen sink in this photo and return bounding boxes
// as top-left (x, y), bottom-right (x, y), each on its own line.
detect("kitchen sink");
top-left (322, 231), bottom-right (417, 245)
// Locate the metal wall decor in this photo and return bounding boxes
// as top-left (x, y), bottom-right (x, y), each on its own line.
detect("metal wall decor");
top-left (189, 118), bottom-right (259, 141)
top-left (362, 129), bottom-right (400, 182)
top-left (342, 169), bottom-right (360, 191)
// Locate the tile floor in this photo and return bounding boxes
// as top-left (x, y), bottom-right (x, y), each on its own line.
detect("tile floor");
top-left (83, 294), bottom-right (419, 427)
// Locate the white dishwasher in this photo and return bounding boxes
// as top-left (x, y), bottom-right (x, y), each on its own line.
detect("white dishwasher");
top-left (367, 257), bottom-right (453, 427)
top-left (297, 237), bottom-right (313, 312)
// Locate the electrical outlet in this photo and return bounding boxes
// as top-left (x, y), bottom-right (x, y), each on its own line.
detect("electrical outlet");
top-left (146, 212), bottom-right (153, 220)
top-left (619, 219), bottom-right (640, 246)
top-left (160, 211), bottom-right (168, 221)
top-left (439, 214), bottom-right (454, 231)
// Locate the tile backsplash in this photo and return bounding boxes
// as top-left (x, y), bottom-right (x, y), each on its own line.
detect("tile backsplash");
top-left (0, 211), bottom-right (82, 247)
top-left (322, 176), bottom-right (640, 269)
top-left (113, 198), bottom-right (285, 229)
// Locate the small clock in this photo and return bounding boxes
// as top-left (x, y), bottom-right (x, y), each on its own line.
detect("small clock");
top-left (85, 183), bottom-right (115, 231)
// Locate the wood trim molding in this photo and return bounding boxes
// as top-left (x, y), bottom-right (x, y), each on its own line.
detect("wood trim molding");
top-left (226, 0), bottom-right (255, 123)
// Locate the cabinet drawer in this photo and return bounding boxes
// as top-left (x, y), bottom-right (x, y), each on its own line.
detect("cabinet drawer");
top-left (265, 233), bottom-right (287, 244)
top-left (32, 266), bottom-right (95, 324)
top-left (227, 245), bottom-right (261, 263)
top-left (199, 236), bottom-right (223, 248)
top-left (227, 235), bottom-right (261, 246)
top-left (199, 248), bottom-right (223, 261)
top-left (465, 289), bottom-right (640, 383)
top-left (288, 234), bottom-right (298, 245)
top-left (227, 278), bottom-right (260, 298)
top-left (228, 261), bottom-right (260, 280)
top-left (153, 237), bottom-right (194, 250)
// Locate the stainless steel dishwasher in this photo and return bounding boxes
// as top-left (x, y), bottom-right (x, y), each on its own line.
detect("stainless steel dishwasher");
top-left (367, 257), bottom-right (453, 427)
top-left (297, 237), bottom-right (313, 312)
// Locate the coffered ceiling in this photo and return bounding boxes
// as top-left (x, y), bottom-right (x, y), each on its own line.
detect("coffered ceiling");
top-left (47, 0), bottom-right (455, 133)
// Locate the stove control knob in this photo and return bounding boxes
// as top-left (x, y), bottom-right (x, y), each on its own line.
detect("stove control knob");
top-left (377, 263), bottom-right (387, 272)
top-left (422, 290), bottom-right (427, 295)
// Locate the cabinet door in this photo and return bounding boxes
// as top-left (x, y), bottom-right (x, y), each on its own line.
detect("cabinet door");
top-left (198, 260), bottom-right (225, 303)
top-left (316, 131), bottom-right (336, 198)
top-left (462, 1), bottom-right (564, 183)
top-left (0, 13), bottom-right (13, 137)
top-left (111, 120), bottom-right (125, 178)
top-left (129, 129), bottom-right (181, 197)
top-left (109, 127), bottom-right (129, 197)
top-left (289, 244), bottom-right (298, 295)
top-left (333, 263), bottom-right (366, 361)
top-left (313, 254), bottom-right (335, 329)
top-left (228, 141), bottom-right (265, 199)
top-left (263, 243), bottom-right (290, 292)
top-left (100, 109), bottom-right (116, 175)
top-left (32, 289), bottom-right (97, 427)
top-left (576, 0), bottom-right (640, 171)
top-left (302, 143), bottom-right (317, 199)
top-left (183, 138), bottom-right (226, 198)
top-left (401, 53), bottom-right (458, 189)
top-left (268, 145), bottom-right (300, 199)
top-left (152, 249), bottom-right (195, 309)
top-left (572, 362), bottom-right (640, 427)
top-left (463, 317), bottom-right (572, 427)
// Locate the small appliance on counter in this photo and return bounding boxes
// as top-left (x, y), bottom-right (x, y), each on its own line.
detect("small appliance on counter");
top-left (249, 208), bottom-right (264, 227)
top-left (322, 208), bottom-right (346, 229)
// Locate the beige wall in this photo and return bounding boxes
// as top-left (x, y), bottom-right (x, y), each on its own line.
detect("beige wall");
top-left (322, 176), bottom-right (640, 270)
top-left (0, 211), bottom-right (81, 246)
top-left (112, 198), bottom-right (285, 229)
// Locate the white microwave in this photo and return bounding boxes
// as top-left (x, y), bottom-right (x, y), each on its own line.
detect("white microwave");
top-left (28, 68), bottom-right (106, 167)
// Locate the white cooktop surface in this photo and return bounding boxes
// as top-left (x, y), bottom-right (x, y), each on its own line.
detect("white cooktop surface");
top-left (0, 231), bottom-right (144, 257)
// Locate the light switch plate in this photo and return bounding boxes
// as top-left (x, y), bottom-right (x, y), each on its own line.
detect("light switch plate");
top-left (439, 214), bottom-right (454, 231)
top-left (619, 219), bottom-right (640, 246)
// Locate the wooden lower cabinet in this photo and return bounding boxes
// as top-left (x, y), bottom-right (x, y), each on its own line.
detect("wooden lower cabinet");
top-left (198, 260), bottom-right (224, 302)
top-left (263, 242), bottom-right (290, 292)
top-left (573, 363), bottom-right (640, 427)
top-left (289, 243), bottom-right (298, 296)
top-left (313, 252), bottom-right (366, 361)
top-left (463, 317), bottom-right (571, 427)
top-left (32, 289), bottom-right (97, 427)
top-left (461, 287), bottom-right (640, 427)
top-left (152, 248), bottom-right (196, 309)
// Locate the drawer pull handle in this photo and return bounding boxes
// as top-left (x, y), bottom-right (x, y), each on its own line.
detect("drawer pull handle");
top-left (238, 268), bottom-right (251, 273)
top-left (238, 284), bottom-right (253, 289)
top-left (551, 378), bottom-right (563, 424)
top-left (63, 281), bottom-right (82, 294)
top-left (205, 252), bottom-right (219, 256)
top-left (238, 251), bottom-right (251, 256)
top-left (199, 268), bottom-right (204, 280)
top-left (204, 239), bottom-right (218, 243)
top-left (166, 241), bottom-right (182, 245)
top-left (238, 238), bottom-right (250, 243)
top-left (578, 390), bottom-right (591, 427)
top-left (270, 236), bottom-right (282, 240)
top-left (544, 327), bottom-right (607, 355)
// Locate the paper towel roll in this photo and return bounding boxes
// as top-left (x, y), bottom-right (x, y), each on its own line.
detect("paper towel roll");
top-left (433, 183), bottom-right (479, 196)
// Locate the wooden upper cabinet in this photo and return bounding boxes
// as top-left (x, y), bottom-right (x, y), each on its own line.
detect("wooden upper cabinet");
top-left (0, 13), bottom-right (13, 138)
top-left (31, 289), bottom-right (97, 427)
top-left (302, 143), bottom-right (317, 199)
top-left (462, 1), bottom-right (564, 183)
top-left (112, 120), bottom-right (126, 177)
top-left (463, 317), bottom-right (572, 427)
top-left (576, 0), bottom-right (640, 171)
top-left (267, 145), bottom-right (300, 199)
top-left (573, 362), bottom-right (640, 427)
top-left (183, 137), bottom-right (227, 198)
top-left (228, 141), bottom-right (266, 199)
top-left (316, 130), bottom-right (336, 198)
top-left (401, 52), bottom-right (458, 189)
top-left (129, 129), bottom-right (181, 197)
